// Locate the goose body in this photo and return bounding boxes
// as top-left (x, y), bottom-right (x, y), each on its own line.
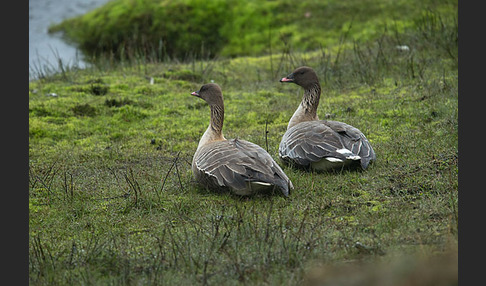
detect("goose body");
top-left (191, 83), bottom-right (293, 196)
top-left (279, 66), bottom-right (375, 171)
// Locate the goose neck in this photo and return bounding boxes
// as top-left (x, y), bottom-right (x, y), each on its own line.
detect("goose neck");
top-left (196, 104), bottom-right (225, 150)
top-left (287, 83), bottom-right (321, 129)
top-left (302, 83), bottom-right (321, 116)
top-left (210, 104), bottom-right (224, 134)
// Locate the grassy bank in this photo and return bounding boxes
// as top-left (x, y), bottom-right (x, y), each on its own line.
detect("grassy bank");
top-left (48, 0), bottom-right (456, 60)
top-left (30, 2), bottom-right (457, 285)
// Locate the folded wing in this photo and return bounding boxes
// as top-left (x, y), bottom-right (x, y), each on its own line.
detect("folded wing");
top-left (194, 139), bottom-right (293, 196)
top-left (279, 120), bottom-right (375, 170)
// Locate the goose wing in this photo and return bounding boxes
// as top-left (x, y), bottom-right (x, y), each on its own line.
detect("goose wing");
top-left (279, 120), bottom-right (375, 169)
top-left (194, 139), bottom-right (293, 196)
top-left (323, 120), bottom-right (376, 169)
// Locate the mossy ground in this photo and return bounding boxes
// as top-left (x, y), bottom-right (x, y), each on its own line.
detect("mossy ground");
top-left (30, 2), bottom-right (457, 285)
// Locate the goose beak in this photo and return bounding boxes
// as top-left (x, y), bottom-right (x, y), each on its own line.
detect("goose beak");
top-left (280, 74), bottom-right (294, 83)
top-left (191, 91), bottom-right (200, 97)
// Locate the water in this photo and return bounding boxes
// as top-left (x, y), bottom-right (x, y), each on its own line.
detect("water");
top-left (29, 0), bottom-right (111, 79)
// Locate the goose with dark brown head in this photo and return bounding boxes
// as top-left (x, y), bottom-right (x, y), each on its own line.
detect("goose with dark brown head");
top-left (279, 66), bottom-right (376, 171)
top-left (190, 83), bottom-right (293, 196)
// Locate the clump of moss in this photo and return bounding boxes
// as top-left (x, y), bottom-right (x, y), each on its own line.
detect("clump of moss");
top-left (86, 78), bottom-right (109, 95)
top-left (29, 105), bottom-right (53, 117)
top-left (104, 98), bottom-right (134, 108)
top-left (89, 83), bottom-right (109, 96)
top-left (71, 103), bottom-right (97, 117)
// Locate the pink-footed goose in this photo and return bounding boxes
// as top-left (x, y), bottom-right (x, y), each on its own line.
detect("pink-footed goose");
top-left (279, 66), bottom-right (376, 171)
top-left (190, 83), bottom-right (293, 196)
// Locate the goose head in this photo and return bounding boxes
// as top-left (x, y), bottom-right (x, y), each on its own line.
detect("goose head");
top-left (280, 66), bottom-right (319, 89)
top-left (191, 83), bottom-right (224, 107)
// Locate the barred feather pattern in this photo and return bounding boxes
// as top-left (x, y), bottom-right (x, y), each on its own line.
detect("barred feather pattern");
top-left (210, 105), bottom-right (224, 133)
top-left (279, 120), bottom-right (376, 170)
top-left (193, 139), bottom-right (293, 196)
top-left (302, 83), bottom-right (321, 117)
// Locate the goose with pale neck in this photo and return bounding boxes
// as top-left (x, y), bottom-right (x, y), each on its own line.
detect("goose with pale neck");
top-left (279, 66), bottom-right (376, 171)
top-left (190, 83), bottom-right (293, 196)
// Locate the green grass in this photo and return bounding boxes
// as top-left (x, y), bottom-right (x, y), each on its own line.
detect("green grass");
top-left (48, 0), bottom-right (457, 61)
top-left (30, 3), bottom-right (457, 285)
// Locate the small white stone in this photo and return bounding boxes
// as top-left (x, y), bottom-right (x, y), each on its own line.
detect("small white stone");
top-left (396, 45), bottom-right (410, 51)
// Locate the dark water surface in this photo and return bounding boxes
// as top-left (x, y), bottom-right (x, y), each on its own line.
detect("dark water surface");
top-left (29, 0), bottom-right (111, 79)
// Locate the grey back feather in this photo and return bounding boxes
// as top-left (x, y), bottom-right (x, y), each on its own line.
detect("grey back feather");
top-left (194, 138), bottom-right (293, 196)
top-left (279, 120), bottom-right (376, 170)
